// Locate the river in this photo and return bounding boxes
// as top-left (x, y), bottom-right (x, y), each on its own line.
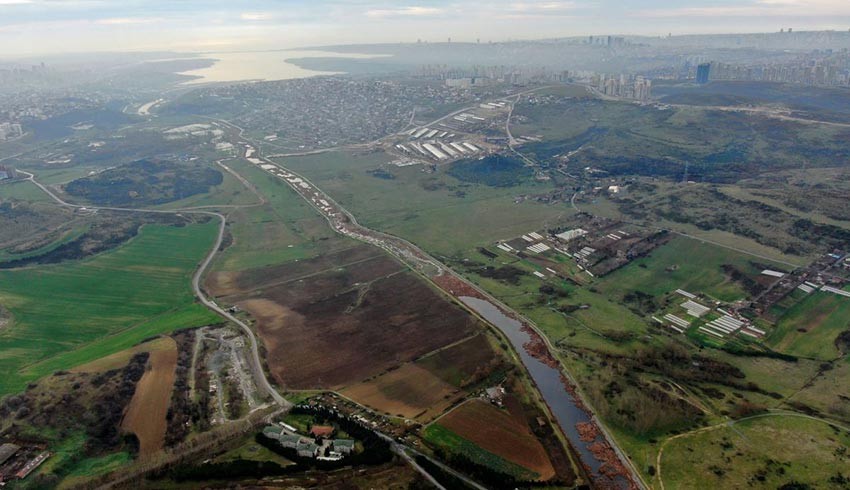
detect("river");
top-left (460, 296), bottom-right (632, 488)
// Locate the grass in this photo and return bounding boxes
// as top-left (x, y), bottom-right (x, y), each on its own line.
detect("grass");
top-left (65, 451), bottom-right (132, 478)
top-left (659, 415), bottom-right (850, 489)
top-left (212, 160), bottom-right (352, 272)
top-left (0, 179), bottom-right (52, 202)
top-left (215, 437), bottom-right (293, 466)
top-left (152, 160), bottom-right (261, 210)
top-left (0, 223), bottom-right (220, 395)
top-left (596, 236), bottom-right (765, 302)
top-left (423, 423), bottom-right (538, 481)
top-left (282, 413), bottom-right (314, 433)
top-left (767, 291), bottom-right (850, 360)
top-left (278, 150), bottom-right (566, 255)
top-left (0, 223), bottom-right (89, 262)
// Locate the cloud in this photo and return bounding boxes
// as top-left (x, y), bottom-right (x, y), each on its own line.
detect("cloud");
top-left (637, 0), bottom-right (850, 18)
top-left (240, 11), bottom-right (273, 21)
top-left (365, 6), bottom-right (444, 18)
top-left (94, 16), bottom-right (161, 25)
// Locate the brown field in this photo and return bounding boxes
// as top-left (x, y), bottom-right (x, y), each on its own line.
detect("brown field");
top-left (416, 333), bottom-right (504, 388)
top-left (72, 337), bottom-right (175, 373)
top-left (436, 399), bottom-right (556, 480)
top-left (212, 245), bottom-right (481, 389)
top-left (342, 364), bottom-right (462, 420)
top-left (121, 337), bottom-right (178, 457)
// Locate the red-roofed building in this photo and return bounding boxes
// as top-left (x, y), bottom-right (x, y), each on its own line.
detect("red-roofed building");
top-left (310, 425), bottom-right (334, 438)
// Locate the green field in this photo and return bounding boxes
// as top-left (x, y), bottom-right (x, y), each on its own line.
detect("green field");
top-left (0, 222), bottom-right (220, 395)
top-left (212, 160), bottom-right (353, 272)
top-left (0, 179), bottom-right (52, 202)
top-left (659, 415), bottom-right (850, 489)
top-left (768, 291), bottom-right (850, 360)
top-left (596, 236), bottom-right (775, 302)
top-left (422, 423), bottom-right (537, 481)
top-left (278, 151), bottom-right (566, 255)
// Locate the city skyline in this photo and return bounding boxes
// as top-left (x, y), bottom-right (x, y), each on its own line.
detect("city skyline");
top-left (2, 0), bottom-right (850, 56)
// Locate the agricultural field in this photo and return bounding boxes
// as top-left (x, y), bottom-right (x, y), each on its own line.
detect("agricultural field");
top-left (424, 398), bottom-right (555, 481)
top-left (211, 159), bottom-right (348, 272)
top-left (342, 333), bottom-right (505, 421)
top-left (596, 235), bottom-right (782, 303)
top-left (208, 244), bottom-right (481, 390)
top-left (429, 399), bottom-right (556, 481)
top-left (342, 364), bottom-right (462, 421)
top-left (119, 337), bottom-right (179, 456)
top-left (0, 222), bottom-right (219, 395)
top-left (767, 291), bottom-right (850, 360)
top-left (658, 415), bottom-right (850, 489)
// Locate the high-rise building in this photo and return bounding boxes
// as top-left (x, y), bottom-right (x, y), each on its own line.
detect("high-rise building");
top-left (696, 63), bottom-right (711, 84)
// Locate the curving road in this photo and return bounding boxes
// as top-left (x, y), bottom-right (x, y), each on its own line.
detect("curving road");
top-left (219, 119), bottom-right (645, 489)
top-left (18, 168), bottom-right (287, 407)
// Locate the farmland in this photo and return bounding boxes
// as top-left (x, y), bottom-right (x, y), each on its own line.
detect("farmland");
top-left (120, 337), bottom-right (179, 456)
top-left (209, 245), bottom-right (480, 389)
top-left (0, 222), bottom-right (219, 395)
top-left (342, 333), bottom-right (505, 421)
top-left (595, 235), bottom-right (782, 302)
top-left (767, 291), bottom-right (850, 360)
top-left (428, 399), bottom-right (556, 481)
top-left (341, 364), bottom-right (461, 421)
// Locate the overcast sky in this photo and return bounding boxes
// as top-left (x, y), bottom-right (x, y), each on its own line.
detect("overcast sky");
top-left (2, 0), bottom-right (850, 56)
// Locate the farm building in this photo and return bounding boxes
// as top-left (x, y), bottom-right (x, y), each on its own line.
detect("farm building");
top-left (296, 442), bottom-right (320, 458)
top-left (310, 425), bottom-right (334, 438)
top-left (262, 425), bottom-right (284, 439)
top-left (332, 439), bottom-right (355, 454)
top-left (279, 434), bottom-right (303, 449)
top-left (0, 443), bottom-right (19, 466)
top-left (556, 229), bottom-right (588, 242)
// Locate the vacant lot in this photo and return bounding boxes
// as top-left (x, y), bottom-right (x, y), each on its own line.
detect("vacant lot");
top-left (342, 364), bottom-right (461, 421)
top-left (278, 150), bottom-right (563, 255)
top-left (212, 245), bottom-right (479, 389)
top-left (768, 291), bottom-right (850, 360)
top-left (426, 399), bottom-right (555, 480)
top-left (0, 223), bottom-right (219, 395)
top-left (121, 337), bottom-right (178, 456)
top-left (660, 415), bottom-right (850, 489)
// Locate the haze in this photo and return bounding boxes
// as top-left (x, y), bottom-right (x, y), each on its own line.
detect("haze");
top-left (2, 0), bottom-right (850, 56)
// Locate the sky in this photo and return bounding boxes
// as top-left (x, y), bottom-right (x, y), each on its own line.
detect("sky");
top-left (1, 0), bottom-right (850, 56)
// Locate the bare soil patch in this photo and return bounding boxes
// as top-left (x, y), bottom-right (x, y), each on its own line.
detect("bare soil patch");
top-left (342, 364), bottom-right (461, 421)
top-left (121, 337), bottom-right (178, 457)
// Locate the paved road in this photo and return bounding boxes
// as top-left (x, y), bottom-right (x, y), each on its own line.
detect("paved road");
top-left (222, 119), bottom-right (644, 489)
top-left (18, 168), bottom-right (288, 407)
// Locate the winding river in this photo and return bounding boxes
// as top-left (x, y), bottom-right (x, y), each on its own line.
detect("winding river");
top-left (460, 296), bottom-right (631, 488)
